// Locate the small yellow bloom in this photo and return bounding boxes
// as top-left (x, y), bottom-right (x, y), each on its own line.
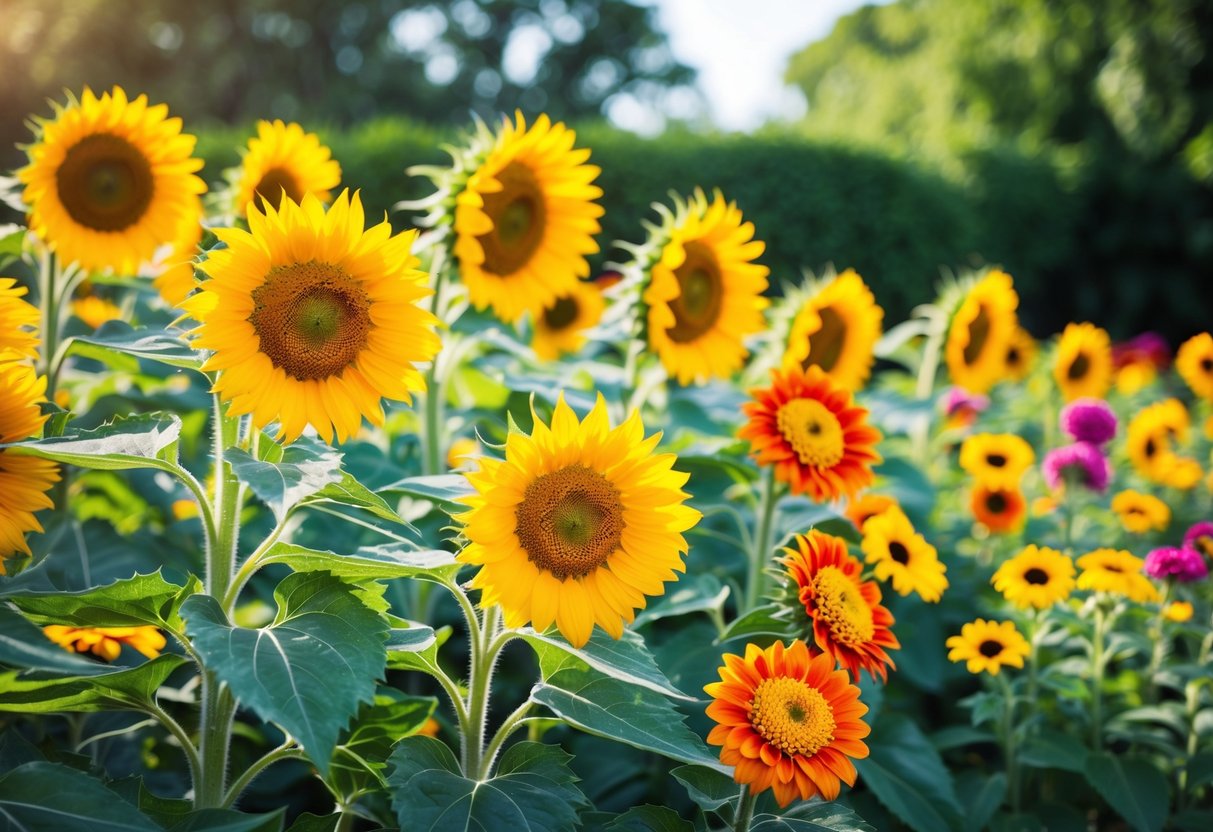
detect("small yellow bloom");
top-left (992, 545), bottom-right (1075, 609)
top-left (71, 295), bottom-right (122, 330)
top-left (947, 619), bottom-right (1030, 676)
top-left (171, 499), bottom-right (199, 521)
top-left (1164, 601), bottom-right (1193, 623)
top-left (446, 437), bottom-right (480, 470)
top-left (1110, 490), bottom-right (1171, 534)
top-left (417, 717), bottom-right (441, 737)
top-left (860, 508), bottom-right (948, 602)
top-left (959, 433), bottom-right (1035, 489)
top-left (1076, 549), bottom-right (1159, 603)
top-left (42, 625), bottom-right (166, 662)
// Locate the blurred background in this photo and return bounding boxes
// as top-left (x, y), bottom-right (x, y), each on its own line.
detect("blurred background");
top-left (2, 0), bottom-right (1211, 340)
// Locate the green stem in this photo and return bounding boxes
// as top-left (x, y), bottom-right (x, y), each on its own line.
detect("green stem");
top-left (463, 605), bottom-right (501, 778)
top-left (222, 518), bottom-right (288, 614)
top-left (1178, 633), bottom-right (1212, 809)
top-left (37, 250), bottom-right (59, 401)
top-left (195, 673), bottom-right (236, 808)
top-left (911, 309), bottom-right (945, 466)
top-left (997, 673), bottom-right (1020, 813)
top-left (479, 699), bottom-right (532, 780)
top-left (1146, 582), bottom-right (1172, 703)
top-left (208, 395), bottom-right (243, 601)
top-left (733, 784), bottom-right (757, 832)
top-left (222, 742), bottom-right (303, 807)
top-left (146, 700), bottom-right (201, 790)
top-left (1027, 609), bottom-right (1043, 708)
top-left (1090, 602), bottom-right (1107, 750)
top-left (743, 466), bottom-right (779, 614)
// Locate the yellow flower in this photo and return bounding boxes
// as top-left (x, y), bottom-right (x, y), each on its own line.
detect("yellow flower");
top-left (1004, 326), bottom-right (1037, 381)
top-left (1126, 399), bottom-right (1199, 487)
top-left (1110, 490), bottom-right (1171, 533)
top-left (43, 625), bottom-right (165, 662)
top-left (453, 113), bottom-right (603, 323)
top-left (171, 499), bottom-right (199, 521)
top-left (1115, 359), bottom-right (1156, 395)
top-left (845, 493), bottom-right (898, 531)
top-left (781, 269), bottom-right (883, 392)
top-left (991, 545), bottom-right (1075, 609)
top-left (945, 270), bottom-right (1018, 393)
top-left (235, 120), bottom-right (341, 216)
top-left (456, 395), bottom-right (700, 647)
top-left (71, 295), bottom-right (122, 330)
top-left (152, 208), bottom-right (204, 308)
top-left (186, 191), bottom-right (441, 444)
top-left (1076, 549), bottom-right (1159, 603)
top-left (959, 433), bottom-right (1035, 489)
top-left (18, 87), bottom-right (205, 274)
top-left (1163, 601), bottom-right (1193, 623)
top-left (446, 437), bottom-right (480, 470)
top-left (0, 362), bottom-right (60, 570)
top-left (946, 619), bottom-right (1030, 675)
top-left (531, 279), bottom-right (605, 361)
top-left (1053, 323), bottom-right (1112, 402)
top-left (969, 483), bottom-right (1027, 533)
top-left (1176, 333), bottom-right (1213, 401)
top-left (860, 508), bottom-right (948, 602)
top-left (644, 189), bottom-right (769, 385)
top-left (0, 278), bottom-right (40, 362)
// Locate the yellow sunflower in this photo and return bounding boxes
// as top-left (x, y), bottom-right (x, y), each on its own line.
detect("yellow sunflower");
top-left (970, 483), bottom-right (1027, 533)
top-left (1076, 549), bottom-right (1159, 603)
top-left (453, 113), bottom-right (603, 323)
top-left (0, 363), bottom-right (60, 570)
top-left (945, 270), bottom-right (1019, 393)
top-left (782, 269), bottom-right (883, 392)
top-left (1053, 322), bottom-right (1112, 402)
top-left (0, 278), bottom-right (40, 361)
top-left (1126, 399), bottom-right (1194, 485)
top-left (43, 625), bottom-right (166, 662)
top-left (152, 204), bottom-right (204, 308)
top-left (946, 619), bottom-right (1030, 676)
top-left (531, 279), bottom-right (605, 361)
top-left (456, 395), bottom-right (700, 648)
top-left (959, 433), bottom-right (1035, 489)
top-left (1176, 333), bottom-right (1213, 401)
top-left (235, 120), bottom-right (341, 216)
top-left (1110, 490), bottom-right (1171, 534)
top-left (845, 493), bottom-right (898, 532)
top-left (991, 545), bottom-right (1075, 609)
top-left (1004, 326), bottom-right (1037, 381)
top-left (71, 295), bottom-right (122, 330)
top-left (186, 190), bottom-right (441, 444)
top-left (644, 189), bottom-right (769, 385)
top-left (860, 508), bottom-right (948, 602)
top-left (18, 86), bottom-right (205, 274)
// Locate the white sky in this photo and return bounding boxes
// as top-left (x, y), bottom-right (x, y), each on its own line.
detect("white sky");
top-left (649, 0), bottom-right (882, 131)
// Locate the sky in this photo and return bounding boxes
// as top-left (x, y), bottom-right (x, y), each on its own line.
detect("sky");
top-left (648, 0), bottom-right (882, 132)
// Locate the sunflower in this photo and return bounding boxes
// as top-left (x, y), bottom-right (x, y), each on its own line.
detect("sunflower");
top-left (1176, 333), bottom-right (1213, 402)
top-left (1110, 490), bottom-right (1171, 534)
top-left (71, 295), bottom-right (122, 330)
top-left (1053, 322), bottom-right (1112, 402)
top-left (0, 278), bottom-right (40, 361)
top-left (1126, 399), bottom-right (1192, 484)
top-left (1004, 326), bottom-right (1037, 381)
top-left (705, 640), bottom-right (870, 807)
top-left (18, 86), bottom-right (206, 274)
top-left (531, 279), bottom-right (605, 361)
top-left (782, 270), bottom-right (883, 391)
top-left (991, 545), bottom-right (1075, 609)
top-left (152, 206), bottom-right (204, 308)
top-left (1076, 549), bottom-right (1160, 603)
top-left (860, 508), bottom-right (948, 602)
top-left (186, 191), bottom-right (440, 444)
top-left (958, 433), bottom-right (1035, 489)
top-left (456, 395), bottom-right (700, 648)
top-left (235, 120), bottom-right (341, 216)
top-left (0, 363), bottom-right (60, 570)
top-left (845, 493), bottom-right (898, 531)
top-left (1164, 601), bottom-right (1194, 623)
top-left (42, 625), bottom-right (165, 662)
top-left (970, 483), bottom-right (1027, 533)
top-left (451, 113), bottom-right (603, 323)
top-left (739, 366), bottom-right (882, 502)
top-left (946, 619), bottom-right (1030, 676)
top-left (778, 531), bottom-right (899, 682)
top-left (945, 270), bottom-right (1019, 393)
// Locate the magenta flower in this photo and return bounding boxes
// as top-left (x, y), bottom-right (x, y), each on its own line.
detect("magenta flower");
top-left (1112, 332), bottom-right (1171, 371)
top-left (942, 387), bottom-right (989, 417)
top-left (1042, 442), bottom-right (1110, 492)
top-left (1183, 522), bottom-right (1213, 559)
top-left (1060, 398), bottom-right (1118, 445)
top-left (1143, 547), bottom-right (1208, 583)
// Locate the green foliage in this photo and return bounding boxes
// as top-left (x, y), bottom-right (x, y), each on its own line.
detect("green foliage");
top-left (1083, 753), bottom-right (1170, 832)
top-left (0, 761), bottom-right (162, 831)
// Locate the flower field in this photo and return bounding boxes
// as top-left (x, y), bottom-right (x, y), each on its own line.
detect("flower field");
top-left (1, 87), bottom-right (1212, 832)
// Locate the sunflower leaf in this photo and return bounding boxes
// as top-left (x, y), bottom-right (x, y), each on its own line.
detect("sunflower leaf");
top-left (0, 761), bottom-right (163, 831)
top-left (752, 803), bottom-right (876, 831)
top-left (226, 437), bottom-right (345, 523)
top-left (297, 470), bottom-right (413, 527)
top-left (379, 474), bottom-right (475, 510)
top-left (521, 626), bottom-right (695, 700)
top-left (4, 570), bottom-right (196, 632)
top-left (69, 321), bottom-right (204, 371)
top-left (1082, 753), bottom-right (1169, 832)
top-left (0, 604), bottom-right (112, 676)
top-left (856, 714), bottom-right (963, 832)
top-left (5, 413), bottom-right (182, 471)
top-left (257, 541), bottom-right (459, 583)
top-left (0, 654), bottom-right (188, 713)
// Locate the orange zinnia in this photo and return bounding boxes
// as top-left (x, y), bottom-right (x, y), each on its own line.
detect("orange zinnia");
top-left (739, 366), bottom-right (882, 502)
top-left (779, 531), bottom-right (899, 682)
top-left (969, 483), bottom-right (1027, 533)
top-left (705, 640), bottom-right (870, 807)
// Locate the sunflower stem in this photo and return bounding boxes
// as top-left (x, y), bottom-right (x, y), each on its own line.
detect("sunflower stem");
top-left (744, 466), bottom-right (779, 614)
top-left (996, 672), bottom-right (1020, 813)
top-left (732, 784), bottom-right (757, 832)
top-left (1090, 600), bottom-right (1107, 750)
top-left (1145, 581), bottom-right (1172, 704)
top-left (463, 604), bottom-right (501, 778)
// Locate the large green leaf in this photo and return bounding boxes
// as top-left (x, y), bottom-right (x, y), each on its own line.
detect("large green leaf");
top-left (522, 626), bottom-right (694, 699)
top-left (6, 414), bottom-right (182, 471)
top-left (7, 571), bottom-right (194, 631)
top-left (669, 764), bottom-right (737, 811)
top-left (226, 438), bottom-right (343, 522)
top-left (0, 761), bottom-right (162, 831)
top-left (167, 809), bottom-right (285, 832)
top-left (380, 474), bottom-right (475, 510)
top-left (1083, 753), bottom-right (1169, 832)
top-left (718, 604), bottom-right (795, 643)
top-left (386, 737), bottom-right (587, 832)
top-left (257, 542), bottom-right (460, 583)
top-left (856, 714), bottom-right (962, 832)
top-left (632, 574), bottom-right (730, 628)
top-left (585, 805), bottom-right (694, 832)
top-left (181, 573), bottom-right (387, 773)
top-left (0, 604), bottom-right (110, 676)
top-left (297, 471), bottom-right (410, 526)
top-left (752, 803), bottom-right (876, 831)
top-left (0, 654), bottom-right (187, 713)
top-left (327, 689), bottom-right (436, 799)
top-left (962, 773), bottom-right (1007, 832)
top-left (70, 322), bottom-right (204, 371)
top-left (1018, 736), bottom-right (1087, 773)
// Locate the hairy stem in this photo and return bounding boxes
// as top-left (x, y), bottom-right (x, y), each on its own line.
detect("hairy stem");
top-left (743, 466), bottom-right (779, 614)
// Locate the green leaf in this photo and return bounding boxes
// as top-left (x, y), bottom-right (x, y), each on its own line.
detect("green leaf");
top-left (1173, 810), bottom-right (1213, 832)
top-left (0, 223), bottom-right (24, 259)
top-left (633, 574), bottom-right (729, 627)
top-left (70, 322), bottom-right (204, 371)
top-left (1018, 736), bottom-right (1087, 773)
top-left (1186, 751), bottom-right (1213, 790)
top-left (856, 714), bottom-right (962, 832)
top-left (963, 773), bottom-right (1007, 832)
top-left (257, 542), bottom-right (460, 584)
top-left (931, 726), bottom-right (995, 751)
top-left (594, 805), bottom-right (693, 831)
top-left (753, 803), bottom-right (876, 831)
top-left (168, 809), bottom-right (285, 832)
top-left (297, 470), bottom-right (410, 526)
top-left (7, 571), bottom-right (194, 631)
top-left (6, 414), bottom-right (182, 471)
top-left (530, 664), bottom-right (727, 771)
top-left (0, 654), bottom-right (187, 713)
top-left (387, 737), bottom-right (588, 832)
top-left (522, 626), bottom-right (694, 700)
top-left (226, 438), bottom-right (343, 523)
top-left (0, 604), bottom-right (110, 675)
top-left (719, 604), bottom-right (795, 643)
top-left (327, 689), bottom-right (436, 798)
top-left (0, 761), bottom-right (162, 830)
top-left (283, 814), bottom-right (337, 832)
top-left (1083, 752), bottom-right (1169, 832)
top-left (380, 474), bottom-right (474, 510)
top-left (386, 625), bottom-right (437, 654)
top-left (181, 573), bottom-right (387, 773)
top-left (670, 764), bottom-right (737, 811)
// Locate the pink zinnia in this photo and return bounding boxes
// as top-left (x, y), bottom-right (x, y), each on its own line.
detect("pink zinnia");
top-left (1060, 399), bottom-right (1117, 445)
top-left (1143, 547), bottom-right (1208, 583)
top-left (1042, 442), bottom-right (1110, 492)
top-left (1112, 332), bottom-right (1171, 371)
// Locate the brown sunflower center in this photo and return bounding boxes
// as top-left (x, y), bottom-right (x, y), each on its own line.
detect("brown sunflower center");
top-left (1144, 437), bottom-right (1158, 458)
top-left (249, 261), bottom-right (371, 381)
top-left (986, 453), bottom-right (1007, 468)
top-left (776, 398), bottom-right (845, 468)
top-left (985, 492), bottom-right (1008, 514)
top-left (543, 295), bottom-right (580, 331)
top-left (811, 566), bottom-right (876, 646)
top-left (963, 304), bottom-right (990, 365)
top-left (749, 676), bottom-right (835, 758)
top-left (515, 464), bottom-right (624, 580)
top-left (253, 167), bottom-right (303, 212)
top-left (666, 241), bottom-right (723, 343)
top-left (888, 541), bottom-right (910, 565)
top-left (1102, 564), bottom-right (1123, 574)
top-left (1068, 352), bottom-right (1090, 381)
top-left (1023, 567), bottom-right (1049, 585)
top-left (804, 305), bottom-right (847, 372)
top-left (57, 133), bottom-right (154, 232)
top-left (978, 639), bottom-right (1004, 658)
top-left (1007, 346), bottom-right (1021, 365)
top-left (1202, 357), bottom-right (1213, 373)
top-left (478, 161), bottom-right (546, 276)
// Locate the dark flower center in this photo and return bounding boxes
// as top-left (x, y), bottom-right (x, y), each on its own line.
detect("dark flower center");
top-left (253, 166), bottom-right (303, 212)
top-left (888, 541), bottom-right (910, 565)
top-left (667, 241), bottom-right (724, 343)
top-left (57, 133), bottom-right (154, 232)
top-left (515, 464), bottom-right (624, 580)
top-left (804, 305), bottom-right (846, 372)
top-left (986, 453), bottom-right (1007, 468)
top-left (543, 295), bottom-right (580, 330)
top-left (978, 639), bottom-right (1004, 658)
top-left (1024, 568), bottom-right (1049, 585)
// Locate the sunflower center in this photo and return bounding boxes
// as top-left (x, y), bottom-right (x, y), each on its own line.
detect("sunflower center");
top-left (978, 639), bottom-right (1004, 658)
top-left (1068, 352), bottom-right (1090, 381)
top-left (985, 492), bottom-right (1007, 513)
top-left (888, 541), bottom-right (910, 565)
top-left (1202, 357), bottom-right (1213, 373)
top-left (667, 241), bottom-right (724, 343)
top-left (750, 677), bottom-right (835, 758)
top-left (249, 261), bottom-right (371, 381)
top-left (1007, 346), bottom-right (1021, 365)
top-left (543, 295), bottom-right (580, 331)
top-left (478, 161), bottom-right (546, 276)
top-left (1023, 567), bottom-right (1049, 585)
top-left (811, 566), bottom-right (876, 646)
top-left (56, 133), bottom-right (154, 232)
top-left (776, 398), bottom-right (844, 468)
top-left (1103, 564), bottom-right (1123, 573)
top-left (515, 464), bottom-right (624, 580)
top-left (986, 453), bottom-right (1007, 468)
top-left (963, 304), bottom-right (991, 365)
top-left (254, 167), bottom-right (303, 212)
top-left (1144, 438), bottom-right (1158, 458)
top-left (805, 306), bottom-right (847, 372)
